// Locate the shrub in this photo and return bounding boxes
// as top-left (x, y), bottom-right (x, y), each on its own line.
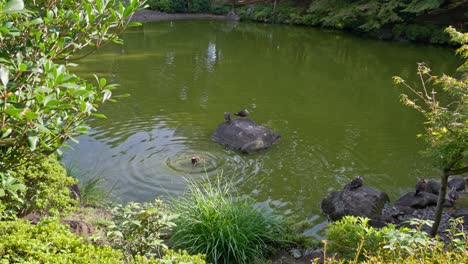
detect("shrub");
top-left (325, 216), bottom-right (467, 262)
top-left (147, 0), bottom-right (174, 13)
top-left (107, 199), bottom-right (178, 260)
top-left (325, 216), bottom-right (386, 260)
top-left (170, 177), bottom-right (287, 264)
top-left (8, 155), bottom-right (77, 216)
top-left (132, 249), bottom-right (206, 263)
top-left (210, 5), bottom-right (231, 15)
top-left (190, 0), bottom-right (210, 13)
top-left (170, 0), bottom-right (188, 12)
top-left (0, 172), bottom-right (26, 220)
top-left (0, 0), bottom-right (142, 171)
top-left (0, 218), bottom-right (123, 263)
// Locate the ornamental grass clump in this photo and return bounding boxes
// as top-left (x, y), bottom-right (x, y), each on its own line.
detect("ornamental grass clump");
top-left (170, 177), bottom-right (287, 264)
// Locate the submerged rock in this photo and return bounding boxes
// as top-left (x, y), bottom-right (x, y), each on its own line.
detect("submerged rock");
top-left (211, 118), bottom-right (280, 153)
top-left (321, 185), bottom-right (390, 221)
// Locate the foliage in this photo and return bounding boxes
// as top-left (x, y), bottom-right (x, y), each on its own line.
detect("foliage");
top-left (0, 172), bottom-right (25, 220)
top-left (8, 155), bottom-right (77, 216)
top-left (210, 4), bottom-right (231, 15)
top-left (132, 249), bottom-right (206, 264)
top-left (66, 164), bottom-right (113, 206)
top-left (147, 0), bottom-right (210, 13)
top-left (325, 216), bottom-right (385, 260)
top-left (189, 0), bottom-right (210, 13)
top-left (0, 0), bottom-right (142, 171)
top-left (147, 0), bottom-right (178, 13)
top-left (324, 216), bottom-right (468, 263)
top-left (170, 176), bottom-right (287, 264)
top-left (107, 199), bottom-right (178, 260)
top-left (402, 0), bottom-right (444, 14)
top-left (393, 27), bottom-right (468, 235)
top-left (0, 218), bottom-right (123, 263)
top-left (307, 0), bottom-right (403, 31)
top-left (79, 175), bottom-right (111, 206)
top-left (392, 23), bottom-right (450, 44)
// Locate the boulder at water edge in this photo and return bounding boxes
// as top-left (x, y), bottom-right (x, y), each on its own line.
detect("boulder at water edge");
top-left (211, 118), bottom-right (280, 154)
top-left (321, 186), bottom-right (390, 221)
top-left (394, 192), bottom-right (438, 209)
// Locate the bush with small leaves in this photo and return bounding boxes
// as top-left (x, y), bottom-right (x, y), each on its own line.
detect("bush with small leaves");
top-left (325, 216), bottom-right (468, 262)
top-left (0, 218), bottom-right (123, 263)
top-left (0, 172), bottom-right (25, 220)
top-left (132, 249), bottom-right (206, 264)
top-left (325, 216), bottom-right (385, 260)
top-left (107, 199), bottom-right (178, 260)
top-left (8, 155), bottom-right (77, 216)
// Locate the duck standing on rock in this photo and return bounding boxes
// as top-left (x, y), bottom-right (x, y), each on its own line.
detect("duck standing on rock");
top-left (347, 176), bottom-right (363, 190)
top-left (234, 109), bottom-right (249, 117)
top-left (224, 112), bottom-right (231, 121)
top-left (448, 187), bottom-right (460, 204)
top-left (415, 179), bottom-right (427, 196)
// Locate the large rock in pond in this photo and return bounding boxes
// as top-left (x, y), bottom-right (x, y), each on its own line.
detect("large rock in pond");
top-left (212, 119), bottom-right (280, 153)
top-left (321, 186), bottom-right (390, 221)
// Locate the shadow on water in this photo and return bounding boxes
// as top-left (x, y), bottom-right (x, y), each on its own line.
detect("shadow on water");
top-left (63, 20), bottom-right (458, 237)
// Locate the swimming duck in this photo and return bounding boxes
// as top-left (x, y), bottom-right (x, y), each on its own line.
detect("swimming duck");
top-left (191, 156), bottom-right (200, 166)
top-left (234, 109), bottom-right (249, 117)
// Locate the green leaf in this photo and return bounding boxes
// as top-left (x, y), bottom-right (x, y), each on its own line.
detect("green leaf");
top-left (1, 128), bottom-right (12, 138)
top-left (29, 18), bottom-right (43, 25)
top-left (25, 111), bottom-right (39, 121)
top-left (0, 65), bottom-right (9, 86)
top-left (5, 107), bottom-right (21, 120)
top-left (127, 22), bottom-right (141, 28)
top-left (0, 189), bottom-right (5, 197)
top-left (4, 0), bottom-right (24, 13)
top-left (0, 27), bottom-right (10, 34)
top-left (26, 130), bottom-right (38, 151)
top-left (19, 63), bottom-right (27, 71)
top-left (92, 113), bottom-right (107, 119)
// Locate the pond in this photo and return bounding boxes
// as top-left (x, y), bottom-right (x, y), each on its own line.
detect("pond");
top-left (63, 20), bottom-right (459, 237)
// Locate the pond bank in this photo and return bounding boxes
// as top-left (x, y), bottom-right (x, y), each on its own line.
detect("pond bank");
top-left (130, 10), bottom-right (229, 22)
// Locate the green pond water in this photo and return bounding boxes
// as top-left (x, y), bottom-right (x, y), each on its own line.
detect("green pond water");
top-left (64, 20), bottom-right (459, 237)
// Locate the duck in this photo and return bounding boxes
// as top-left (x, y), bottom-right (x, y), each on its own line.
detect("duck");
top-left (414, 179), bottom-right (427, 196)
top-left (448, 187), bottom-right (460, 203)
top-left (234, 109), bottom-right (249, 117)
top-left (191, 156), bottom-right (200, 166)
top-left (348, 176), bottom-right (363, 190)
top-left (224, 112), bottom-right (231, 121)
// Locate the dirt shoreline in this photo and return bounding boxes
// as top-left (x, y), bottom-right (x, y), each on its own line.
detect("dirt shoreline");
top-left (130, 10), bottom-right (228, 23)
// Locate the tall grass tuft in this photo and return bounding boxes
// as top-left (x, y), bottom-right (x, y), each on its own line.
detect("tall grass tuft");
top-left (65, 163), bottom-right (114, 206)
top-left (170, 176), bottom-right (287, 264)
